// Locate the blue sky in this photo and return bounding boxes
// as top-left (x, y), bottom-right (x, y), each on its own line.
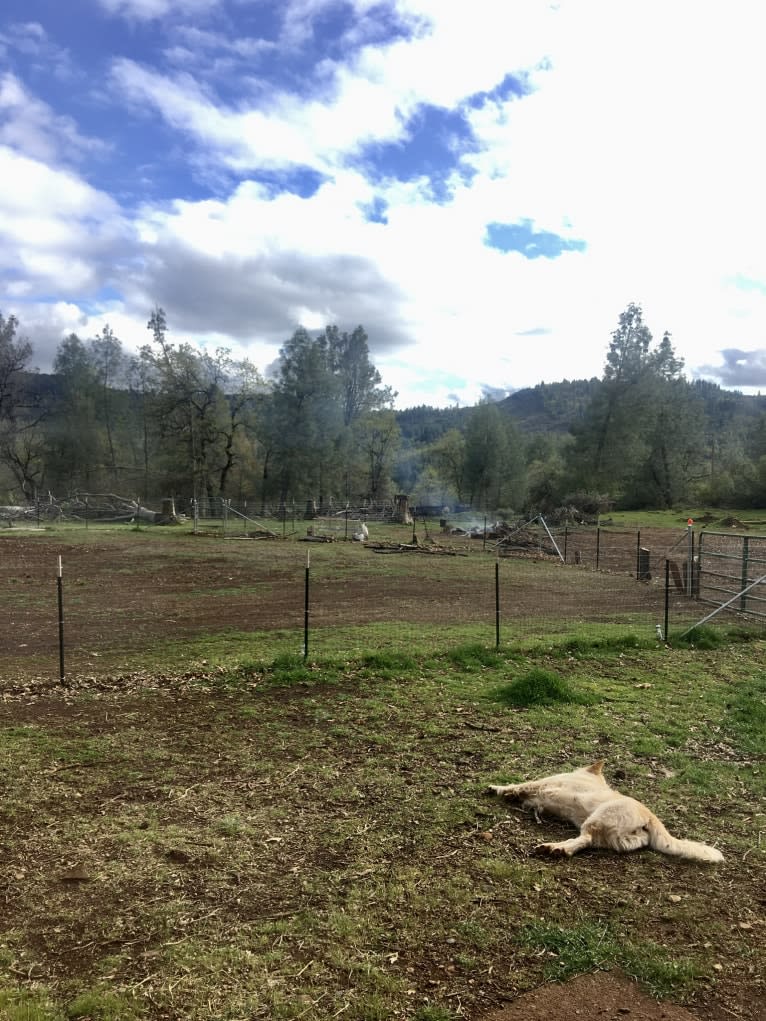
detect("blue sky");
top-left (1, 0), bottom-right (765, 407)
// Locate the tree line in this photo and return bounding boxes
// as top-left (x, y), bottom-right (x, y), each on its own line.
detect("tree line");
top-left (1, 304), bottom-right (765, 515)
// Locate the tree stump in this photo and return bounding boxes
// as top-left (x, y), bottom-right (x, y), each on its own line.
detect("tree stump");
top-left (392, 494), bottom-right (413, 525)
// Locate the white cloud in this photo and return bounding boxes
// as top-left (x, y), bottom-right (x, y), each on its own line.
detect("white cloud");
top-left (108, 57), bottom-right (409, 175)
top-left (4, 1), bottom-right (766, 406)
top-left (95, 0), bottom-right (221, 20)
top-left (0, 145), bottom-right (129, 298)
top-left (0, 21), bottom-right (75, 79)
top-left (107, 2), bottom-right (551, 177)
top-left (0, 73), bottom-right (107, 163)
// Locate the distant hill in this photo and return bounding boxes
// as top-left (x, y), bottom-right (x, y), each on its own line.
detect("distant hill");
top-left (396, 377), bottom-right (766, 441)
top-left (498, 378), bottom-right (601, 432)
top-left (396, 379), bottom-right (601, 439)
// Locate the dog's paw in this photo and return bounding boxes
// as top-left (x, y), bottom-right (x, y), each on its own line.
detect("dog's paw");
top-left (532, 842), bottom-right (569, 857)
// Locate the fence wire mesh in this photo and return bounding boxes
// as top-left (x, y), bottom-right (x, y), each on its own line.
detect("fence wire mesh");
top-left (3, 519), bottom-right (763, 680)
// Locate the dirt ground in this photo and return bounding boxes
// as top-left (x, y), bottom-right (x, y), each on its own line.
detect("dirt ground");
top-left (0, 528), bottom-right (680, 677)
top-left (479, 970), bottom-right (705, 1020)
top-left (1, 669), bottom-right (763, 1020)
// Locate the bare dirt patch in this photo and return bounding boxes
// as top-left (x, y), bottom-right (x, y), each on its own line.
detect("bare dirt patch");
top-left (1, 529), bottom-right (673, 677)
top-left (480, 970), bottom-right (704, 1021)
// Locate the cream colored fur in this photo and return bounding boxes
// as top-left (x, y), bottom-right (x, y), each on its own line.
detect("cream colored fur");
top-left (487, 761), bottom-right (723, 863)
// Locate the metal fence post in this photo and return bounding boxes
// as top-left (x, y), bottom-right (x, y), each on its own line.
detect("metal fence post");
top-left (495, 557), bottom-right (500, 649)
top-left (57, 556), bottom-right (65, 683)
top-left (664, 559), bottom-right (670, 642)
top-left (741, 537), bottom-right (750, 611)
top-left (596, 526), bottom-right (601, 570)
top-left (304, 550), bottom-right (311, 659)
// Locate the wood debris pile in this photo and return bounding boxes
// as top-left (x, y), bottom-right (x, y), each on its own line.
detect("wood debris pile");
top-left (495, 526), bottom-right (559, 559)
top-left (366, 540), bottom-right (464, 556)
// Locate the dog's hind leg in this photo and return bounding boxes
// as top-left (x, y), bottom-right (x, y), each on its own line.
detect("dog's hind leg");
top-left (534, 831), bottom-right (593, 857)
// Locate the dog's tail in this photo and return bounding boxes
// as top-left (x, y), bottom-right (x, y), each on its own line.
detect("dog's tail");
top-left (644, 814), bottom-right (723, 863)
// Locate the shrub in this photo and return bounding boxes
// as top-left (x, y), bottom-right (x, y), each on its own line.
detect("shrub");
top-left (491, 667), bottom-right (594, 707)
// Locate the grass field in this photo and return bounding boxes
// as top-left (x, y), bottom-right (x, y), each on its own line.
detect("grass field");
top-left (0, 524), bottom-right (763, 1020)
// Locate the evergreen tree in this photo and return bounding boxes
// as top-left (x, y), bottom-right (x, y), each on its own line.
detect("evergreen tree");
top-left (569, 305), bottom-right (704, 506)
top-left (49, 334), bottom-right (101, 492)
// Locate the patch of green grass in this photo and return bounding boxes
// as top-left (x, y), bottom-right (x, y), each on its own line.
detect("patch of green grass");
top-left (413, 1007), bottom-right (461, 1021)
top-left (559, 632), bottom-right (646, 655)
top-left (446, 642), bottom-right (504, 671)
top-left (268, 652), bottom-right (318, 684)
top-left (478, 857), bottom-right (541, 890)
top-left (490, 667), bottom-right (596, 707)
top-left (631, 734), bottom-right (668, 758)
top-left (359, 650), bottom-right (418, 677)
top-left (608, 507), bottom-right (766, 529)
top-left (66, 988), bottom-right (142, 1020)
top-left (0, 988), bottom-right (65, 1021)
top-left (521, 921), bottom-right (702, 997)
top-left (675, 625), bottom-right (723, 649)
top-left (727, 672), bottom-right (766, 756)
top-left (215, 813), bottom-right (246, 837)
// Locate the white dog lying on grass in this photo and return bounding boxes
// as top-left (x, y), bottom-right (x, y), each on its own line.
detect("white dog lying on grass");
top-left (487, 760), bottom-right (724, 863)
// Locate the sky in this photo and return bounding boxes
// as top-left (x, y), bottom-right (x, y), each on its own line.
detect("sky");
top-left (1, 0), bottom-right (766, 409)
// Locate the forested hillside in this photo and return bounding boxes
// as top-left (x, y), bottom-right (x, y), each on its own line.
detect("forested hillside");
top-left (2, 305), bottom-right (765, 515)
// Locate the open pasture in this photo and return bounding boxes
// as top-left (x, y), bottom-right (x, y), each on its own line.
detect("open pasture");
top-left (0, 526), bottom-right (763, 1020)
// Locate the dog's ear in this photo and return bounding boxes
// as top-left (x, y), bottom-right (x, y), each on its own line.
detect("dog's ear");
top-left (586, 759), bottom-right (605, 775)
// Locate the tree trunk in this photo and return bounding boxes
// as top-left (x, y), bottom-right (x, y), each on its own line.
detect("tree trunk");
top-left (392, 494), bottom-right (412, 524)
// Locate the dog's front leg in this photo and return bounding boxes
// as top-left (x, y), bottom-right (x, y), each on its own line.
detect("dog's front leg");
top-left (486, 781), bottom-right (537, 801)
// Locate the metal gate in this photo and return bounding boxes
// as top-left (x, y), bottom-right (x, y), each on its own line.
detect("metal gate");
top-left (697, 531), bottom-right (766, 621)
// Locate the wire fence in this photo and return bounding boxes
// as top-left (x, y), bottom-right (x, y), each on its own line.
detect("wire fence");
top-left (2, 520), bottom-right (764, 681)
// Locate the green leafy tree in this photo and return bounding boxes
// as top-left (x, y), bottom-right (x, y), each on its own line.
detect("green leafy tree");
top-left (464, 402), bottom-right (526, 511)
top-left (144, 308), bottom-right (256, 502)
top-left (428, 428), bottom-right (467, 504)
top-left (90, 325), bottom-right (125, 484)
top-left (126, 347), bottom-right (159, 501)
top-left (352, 409), bottom-right (401, 503)
top-left (625, 378), bottom-right (706, 508)
top-left (525, 433), bottom-right (571, 513)
top-left (0, 312), bottom-right (46, 500)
